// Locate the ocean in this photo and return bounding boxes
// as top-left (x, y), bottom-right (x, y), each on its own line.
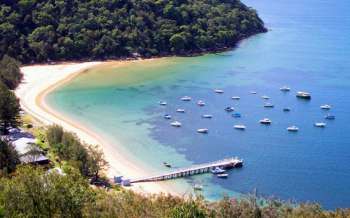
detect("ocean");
top-left (46, 0), bottom-right (350, 209)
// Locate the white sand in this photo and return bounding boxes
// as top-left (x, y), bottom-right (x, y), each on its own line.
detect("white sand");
top-left (16, 62), bottom-right (180, 195)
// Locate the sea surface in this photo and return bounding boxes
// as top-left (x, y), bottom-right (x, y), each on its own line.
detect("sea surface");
top-left (46, 0), bottom-right (350, 209)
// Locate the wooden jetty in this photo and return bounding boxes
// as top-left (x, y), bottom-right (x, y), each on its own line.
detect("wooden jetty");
top-left (130, 157), bottom-right (243, 183)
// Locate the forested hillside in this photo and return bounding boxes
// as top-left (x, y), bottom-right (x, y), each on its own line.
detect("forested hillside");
top-left (0, 0), bottom-right (266, 63)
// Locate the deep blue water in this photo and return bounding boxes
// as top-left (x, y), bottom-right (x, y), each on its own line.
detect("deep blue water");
top-left (48, 0), bottom-right (350, 209)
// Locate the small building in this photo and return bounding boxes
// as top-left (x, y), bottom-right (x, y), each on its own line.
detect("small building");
top-left (121, 179), bottom-right (131, 187)
top-left (12, 137), bottom-right (49, 165)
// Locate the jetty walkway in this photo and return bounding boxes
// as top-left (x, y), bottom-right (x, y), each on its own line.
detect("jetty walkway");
top-left (130, 157), bottom-right (243, 183)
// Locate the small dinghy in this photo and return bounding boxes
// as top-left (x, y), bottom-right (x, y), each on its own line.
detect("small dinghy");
top-left (176, 109), bottom-right (185, 113)
top-left (170, 121), bottom-right (182, 127)
top-left (320, 104), bottom-right (331, 110)
top-left (261, 95), bottom-right (270, 100)
top-left (314, 122), bottom-right (326, 128)
top-left (325, 114), bottom-right (335, 120)
top-left (250, 91), bottom-right (257, 94)
top-left (159, 101), bottom-right (167, 106)
top-left (163, 162), bottom-right (171, 168)
top-left (231, 96), bottom-right (240, 100)
top-left (164, 114), bottom-right (172, 119)
top-left (287, 126), bottom-right (299, 132)
top-left (202, 114), bottom-right (213, 119)
top-left (260, 118), bottom-right (272, 125)
top-left (283, 108), bottom-right (291, 112)
top-left (181, 96), bottom-right (192, 101)
top-left (193, 184), bottom-right (203, 191)
top-left (197, 100), bottom-right (205, 106)
top-left (225, 107), bottom-right (235, 112)
top-left (197, 128), bottom-right (209, 134)
top-left (232, 113), bottom-right (241, 118)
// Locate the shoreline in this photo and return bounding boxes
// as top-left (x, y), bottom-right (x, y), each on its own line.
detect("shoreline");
top-left (16, 60), bottom-right (183, 196)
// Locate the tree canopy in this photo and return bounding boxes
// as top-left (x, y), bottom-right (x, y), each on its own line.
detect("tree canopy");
top-left (0, 82), bottom-right (21, 134)
top-left (0, 139), bottom-right (19, 176)
top-left (0, 0), bottom-right (266, 63)
top-left (0, 55), bottom-right (21, 90)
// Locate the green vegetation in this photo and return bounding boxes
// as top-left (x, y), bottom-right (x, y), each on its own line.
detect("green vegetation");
top-left (0, 82), bottom-right (21, 134)
top-left (1, 166), bottom-right (350, 217)
top-left (46, 125), bottom-right (108, 179)
top-left (0, 139), bottom-right (19, 177)
top-left (0, 0), bottom-right (266, 63)
top-left (0, 55), bottom-right (22, 90)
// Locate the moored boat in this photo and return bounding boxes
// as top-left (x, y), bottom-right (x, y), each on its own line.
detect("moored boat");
top-left (234, 125), bottom-right (246, 130)
top-left (250, 91), bottom-right (257, 94)
top-left (181, 96), bottom-right (192, 101)
top-left (202, 114), bottom-right (213, 119)
top-left (296, 91), bottom-right (311, 99)
top-left (261, 95), bottom-right (270, 100)
top-left (163, 162), bottom-right (171, 168)
top-left (287, 126), bottom-right (299, 132)
top-left (164, 114), bottom-right (172, 119)
top-left (217, 173), bottom-right (228, 178)
top-left (197, 100), bottom-right (205, 106)
top-left (225, 107), bottom-right (235, 112)
top-left (193, 184), bottom-right (203, 191)
top-left (197, 128), bottom-right (209, 134)
top-left (264, 103), bottom-right (274, 108)
top-left (283, 108), bottom-right (291, 112)
top-left (325, 114), bottom-right (335, 120)
top-left (170, 121), bottom-right (182, 127)
top-left (176, 108), bottom-right (185, 113)
top-left (320, 104), bottom-right (331, 110)
top-left (211, 167), bottom-right (226, 174)
top-left (214, 89), bottom-right (224, 94)
top-left (314, 122), bottom-right (326, 128)
top-left (159, 101), bottom-right (167, 106)
top-left (231, 96), bottom-right (240, 100)
top-left (260, 118), bottom-right (272, 124)
top-left (280, 86), bottom-right (291, 92)
top-left (232, 113), bottom-right (241, 118)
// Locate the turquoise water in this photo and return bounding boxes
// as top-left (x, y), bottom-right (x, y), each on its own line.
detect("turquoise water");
top-left (47, 0), bottom-right (350, 209)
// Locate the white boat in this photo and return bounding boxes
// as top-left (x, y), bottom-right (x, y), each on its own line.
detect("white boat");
top-left (264, 103), bottom-right (274, 108)
top-left (261, 95), bottom-right (270, 100)
top-left (287, 126), bottom-right (299, 132)
top-left (214, 89), bottom-right (224, 94)
top-left (202, 114), bottom-right (213, 119)
top-left (197, 128), bottom-right (208, 134)
top-left (234, 125), bottom-right (246, 130)
top-left (217, 173), bottom-right (228, 178)
top-left (250, 91), bottom-right (257, 94)
top-left (296, 91), bottom-right (311, 99)
top-left (170, 121), bottom-right (182, 127)
top-left (176, 109), bottom-right (185, 113)
top-left (181, 96), bottom-right (192, 101)
top-left (325, 114), bottom-right (335, 120)
top-left (211, 167), bottom-right (226, 174)
top-left (193, 184), bottom-right (203, 191)
top-left (225, 107), bottom-right (235, 112)
top-left (231, 96), bottom-right (240, 100)
top-left (280, 86), bottom-right (291, 92)
top-left (164, 114), bottom-right (172, 119)
top-left (260, 118), bottom-right (272, 124)
top-left (320, 104), bottom-right (331, 110)
top-left (314, 122), bottom-right (326, 128)
top-left (159, 101), bottom-right (167, 106)
top-left (197, 100), bottom-right (205, 106)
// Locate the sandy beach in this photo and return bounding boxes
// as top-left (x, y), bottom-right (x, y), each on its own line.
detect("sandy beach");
top-left (16, 61), bottom-right (182, 196)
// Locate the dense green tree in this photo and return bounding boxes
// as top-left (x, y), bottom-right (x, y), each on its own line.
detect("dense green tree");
top-left (0, 166), bottom-right (93, 218)
top-left (0, 55), bottom-right (22, 90)
top-left (0, 139), bottom-right (19, 176)
top-left (0, 82), bottom-right (20, 134)
top-left (0, 0), bottom-right (266, 63)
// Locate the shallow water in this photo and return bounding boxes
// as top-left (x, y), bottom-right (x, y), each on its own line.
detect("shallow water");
top-left (47, 0), bottom-right (350, 209)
